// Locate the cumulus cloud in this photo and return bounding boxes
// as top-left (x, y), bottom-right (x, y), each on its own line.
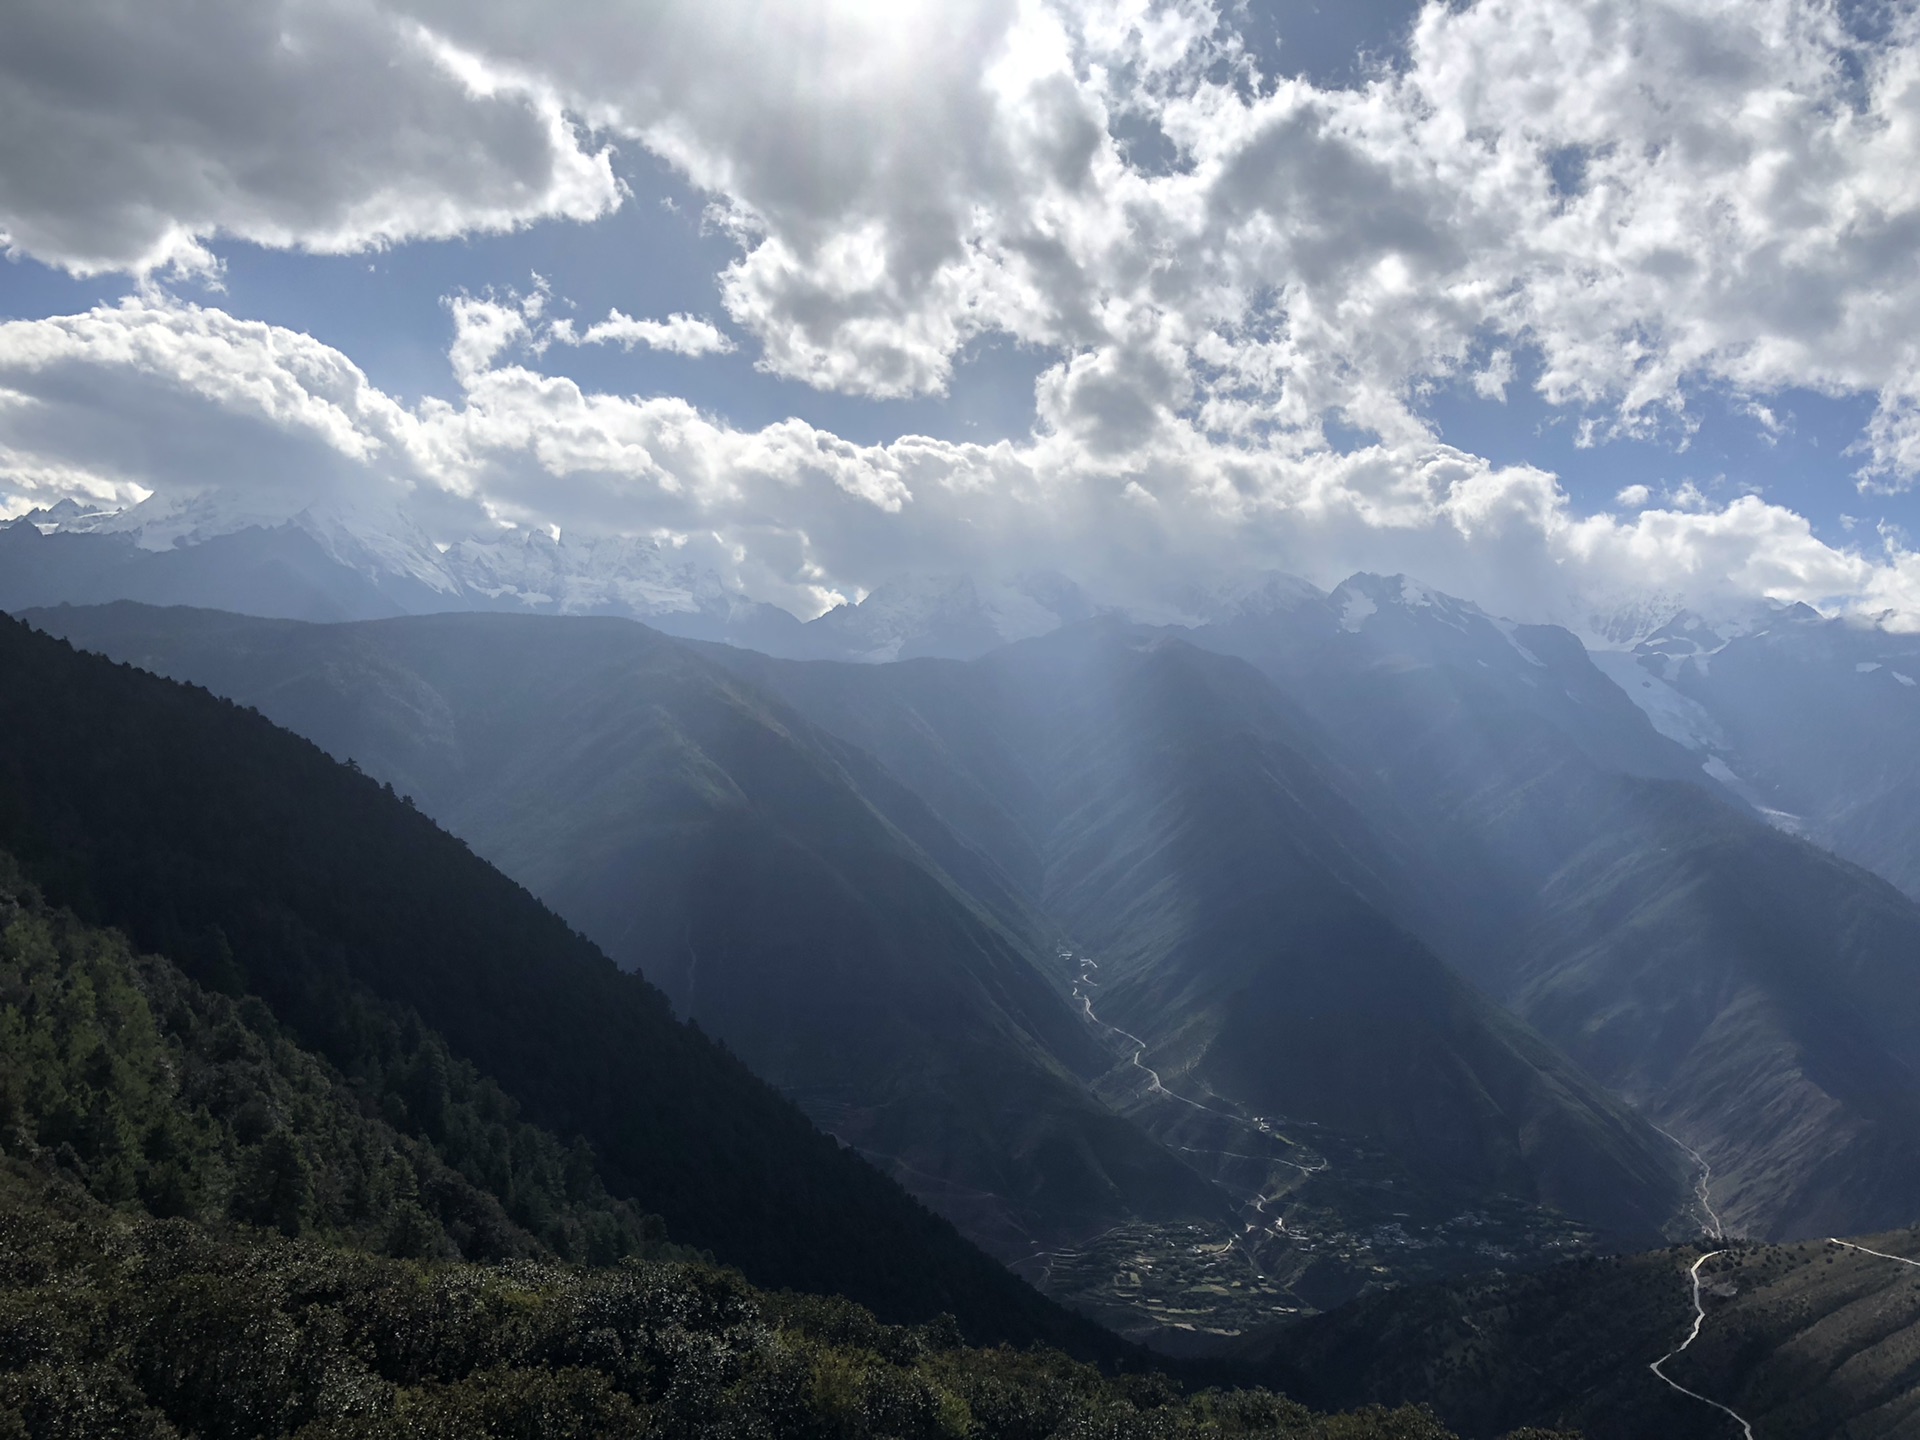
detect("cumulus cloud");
top-left (13, 0), bottom-right (1920, 457)
top-left (0, 0), bottom-right (619, 274)
top-left (559, 310), bottom-right (735, 357)
top-left (347, 0), bottom-right (1920, 484)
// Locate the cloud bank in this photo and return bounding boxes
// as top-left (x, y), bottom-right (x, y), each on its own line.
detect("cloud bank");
top-left (7, 290), bottom-right (1920, 628)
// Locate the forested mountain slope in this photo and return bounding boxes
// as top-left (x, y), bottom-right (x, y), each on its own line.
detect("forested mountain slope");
top-left (0, 860), bottom-right (672, 1264)
top-left (12, 605), bottom-right (1224, 1267)
top-left (0, 612), bottom-right (1111, 1348)
top-left (28, 602), bottom-right (1707, 1338)
top-left (0, 1167), bottom-right (1536, 1440)
top-left (0, 870), bottom-right (1525, 1440)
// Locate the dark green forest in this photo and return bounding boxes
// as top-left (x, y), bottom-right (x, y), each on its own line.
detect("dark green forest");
top-left (10, 869), bottom-right (1497, 1440)
top-left (1, 1172), bottom-right (1552, 1440)
top-left (0, 855), bottom-right (668, 1264)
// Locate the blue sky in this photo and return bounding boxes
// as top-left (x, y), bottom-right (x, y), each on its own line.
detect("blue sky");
top-left (2, 0), bottom-right (1918, 624)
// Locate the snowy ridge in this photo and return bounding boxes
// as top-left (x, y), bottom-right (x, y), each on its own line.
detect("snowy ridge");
top-left (806, 572), bottom-right (1096, 663)
top-left (445, 529), bottom-right (730, 619)
top-left (23, 488), bottom-right (763, 620)
top-left (1585, 650), bottom-right (1727, 754)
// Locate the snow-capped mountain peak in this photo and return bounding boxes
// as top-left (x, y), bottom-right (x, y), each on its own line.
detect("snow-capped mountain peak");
top-left (1580, 594), bottom-right (1822, 669)
top-left (16, 497), bottom-right (122, 533)
top-left (1328, 572), bottom-right (1486, 636)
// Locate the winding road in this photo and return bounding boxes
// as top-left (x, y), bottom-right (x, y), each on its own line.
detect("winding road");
top-left (1827, 1236), bottom-right (1920, 1269)
top-left (1639, 1238), bottom-right (1920, 1437)
top-left (1648, 1250), bottom-right (1755, 1439)
top-left (1070, 954), bottom-right (1201, 1110)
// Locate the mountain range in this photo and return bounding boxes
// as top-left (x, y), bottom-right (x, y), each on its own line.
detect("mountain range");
top-left (23, 601), bottom-right (1701, 1321)
top-left (24, 540), bottom-right (1920, 1273)
top-left (0, 494), bottom-right (1096, 661)
top-left (1590, 600), bottom-right (1920, 904)
top-left (1170, 575), bottom-right (1920, 1241)
top-left (16, 494), bottom-right (1920, 1431)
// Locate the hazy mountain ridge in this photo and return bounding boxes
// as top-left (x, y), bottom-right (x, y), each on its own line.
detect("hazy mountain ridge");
top-left (0, 498), bottom-right (1092, 662)
top-left (711, 571), bottom-right (1920, 1251)
top-left (28, 570), bottom-right (1920, 1325)
top-left (802, 572), bottom-right (1099, 663)
top-left (1606, 605), bottom-right (1920, 902)
top-left (32, 600), bottom-right (1702, 1344)
top-left (20, 604), bottom-right (1229, 1266)
top-left (1174, 575), bottom-right (1920, 1247)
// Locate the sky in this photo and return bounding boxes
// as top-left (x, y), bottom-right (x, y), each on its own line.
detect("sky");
top-left (2, 0), bottom-right (1920, 627)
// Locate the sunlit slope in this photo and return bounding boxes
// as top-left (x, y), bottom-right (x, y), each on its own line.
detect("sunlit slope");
top-left (1508, 777), bottom-right (1920, 1239)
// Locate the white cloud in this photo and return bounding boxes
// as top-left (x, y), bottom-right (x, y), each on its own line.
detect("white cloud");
top-left (1473, 350), bottom-right (1516, 402)
top-left (562, 310), bottom-right (735, 357)
top-left (13, 0), bottom-right (1920, 473)
top-left (408, 0), bottom-right (1920, 481)
top-left (0, 300), bottom-right (416, 464)
top-left (0, 0), bottom-right (619, 275)
top-left (6, 293), bottom-right (1919, 631)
